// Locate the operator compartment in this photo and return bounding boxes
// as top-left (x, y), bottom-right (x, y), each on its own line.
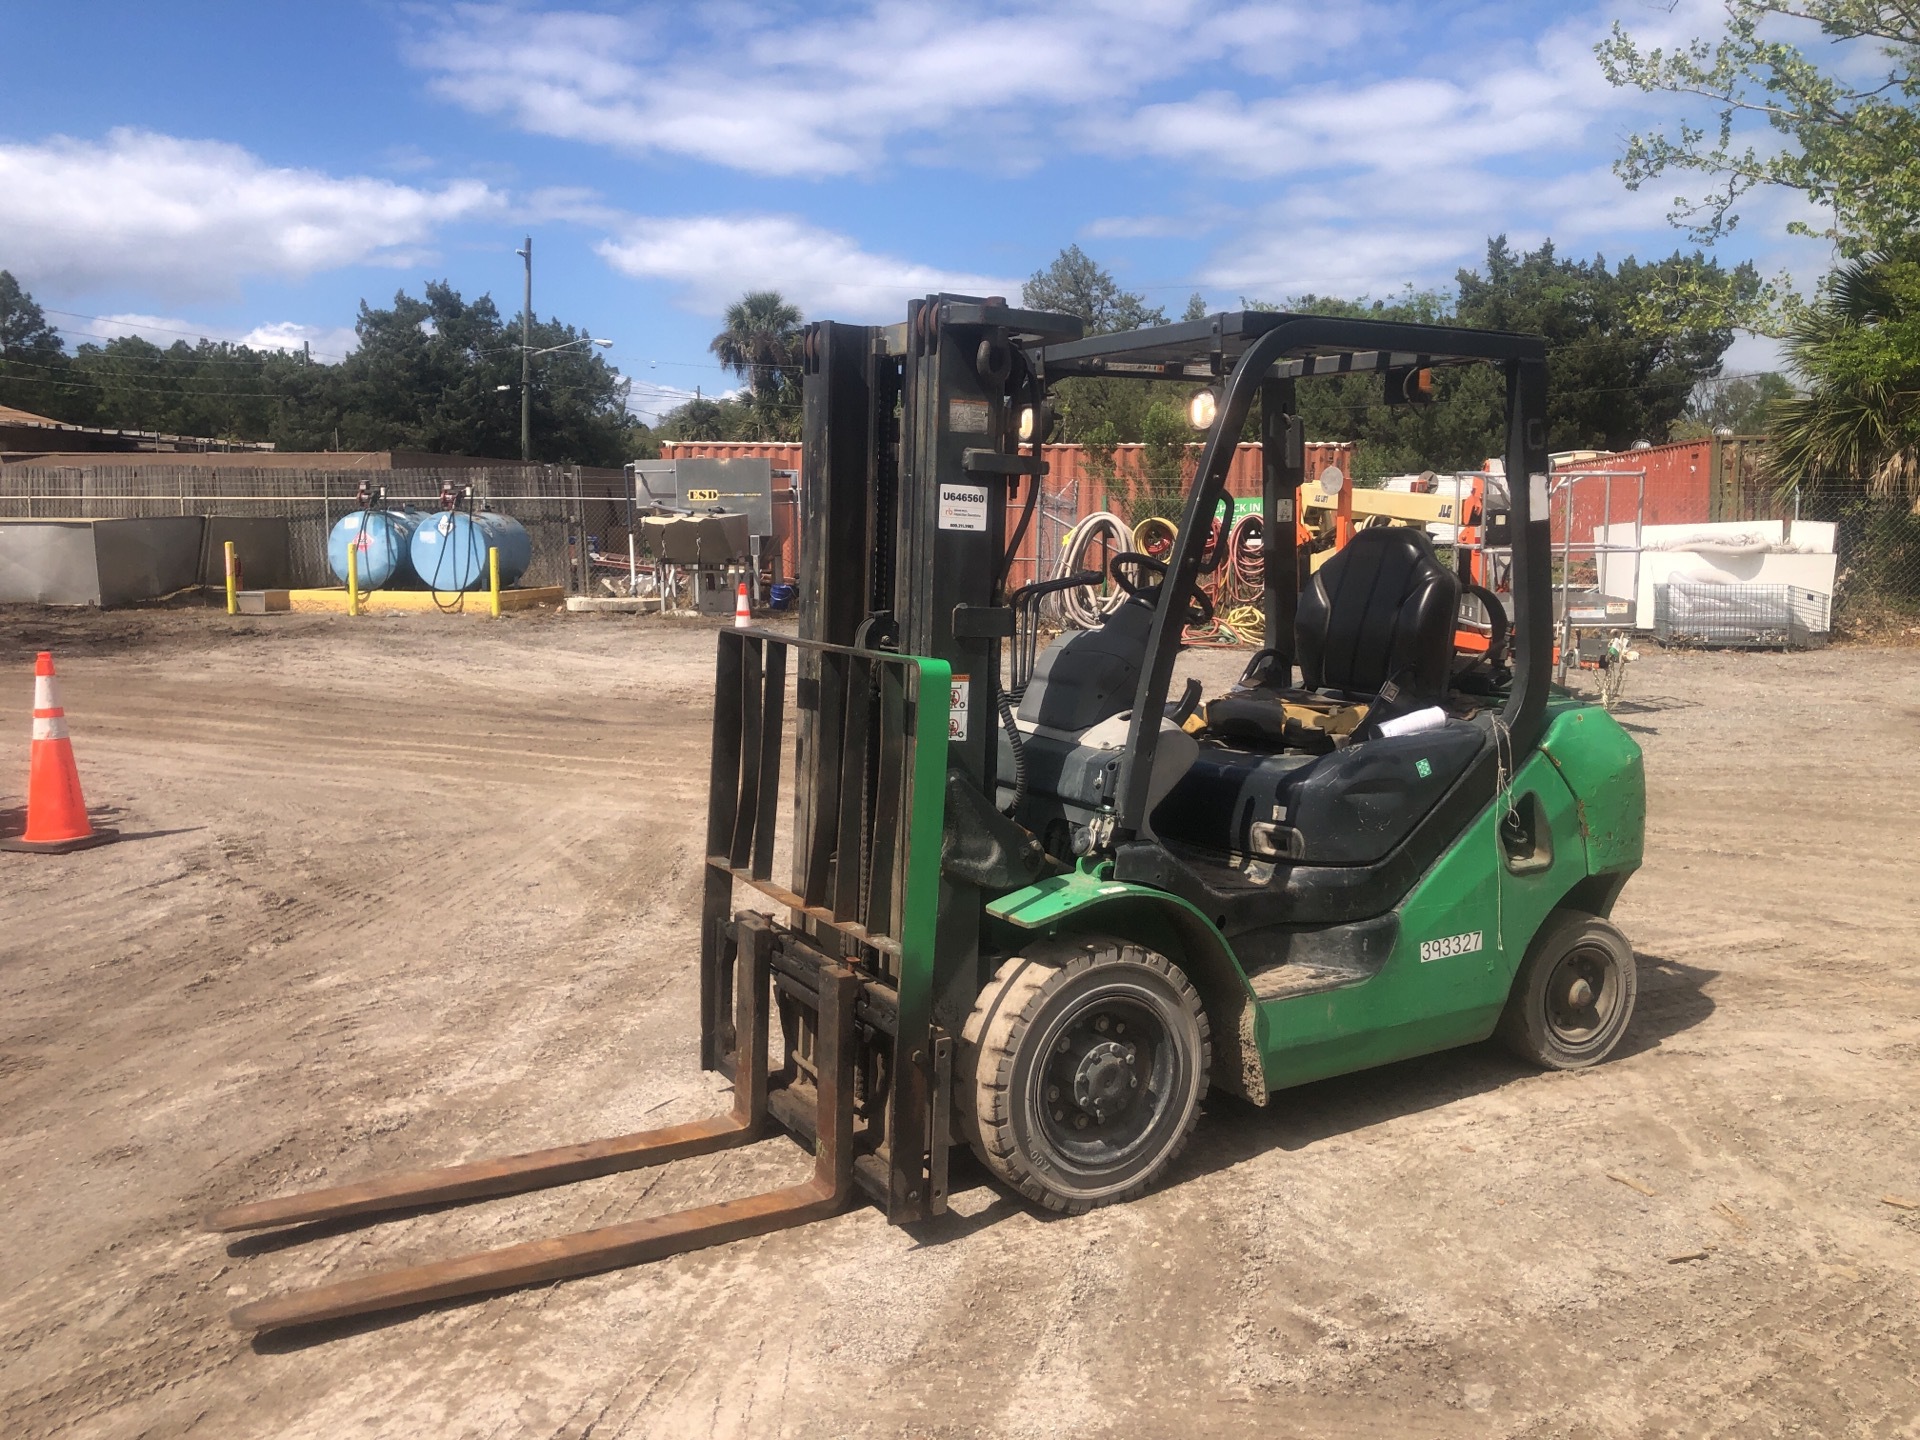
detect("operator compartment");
top-left (1006, 523), bottom-right (1495, 887)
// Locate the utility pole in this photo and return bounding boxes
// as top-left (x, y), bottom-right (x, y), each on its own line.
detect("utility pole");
top-left (517, 235), bottom-right (532, 462)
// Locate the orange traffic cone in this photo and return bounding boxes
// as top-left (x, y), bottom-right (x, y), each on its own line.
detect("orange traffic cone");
top-left (733, 582), bottom-right (752, 628)
top-left (2, 652), bottom-right (116, 854)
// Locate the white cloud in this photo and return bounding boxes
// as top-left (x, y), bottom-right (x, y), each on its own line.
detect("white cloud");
top-left (408, 1), bottom-right (1375, 177)
top-left (235, 321), bottom-right (361, 360)
top-left (0, 128), bottom-right (501, 298)
top-left (1083, 214), bottom-right (1208, 241)
top-left (597, 214), bottom-right (1018, 320)
top-left (54, 312), bottom-right (360, 361)
top-left (1199, 222), bottom-right (1486, 301)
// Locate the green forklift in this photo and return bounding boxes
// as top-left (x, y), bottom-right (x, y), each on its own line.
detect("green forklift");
top-left (207, 301), bottom-right (1644, 1332)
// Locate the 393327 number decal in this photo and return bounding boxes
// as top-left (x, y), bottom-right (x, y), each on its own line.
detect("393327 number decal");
top-left (1418, 930), bottom-right (1484, 963)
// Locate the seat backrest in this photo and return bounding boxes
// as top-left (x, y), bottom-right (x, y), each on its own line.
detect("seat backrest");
top-left (1295, 527), bottom-right (1460, 700)
top-left (1016, 598), bottom-right (1154, 731)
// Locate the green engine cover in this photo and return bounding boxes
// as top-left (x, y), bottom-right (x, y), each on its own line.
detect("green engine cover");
top-left (986, 700), bottom-right (1646, 1098)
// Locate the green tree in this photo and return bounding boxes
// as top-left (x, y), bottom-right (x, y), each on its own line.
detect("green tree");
top-left (1672, 371), bottom-right (1796, 438)
top-left (1767, 251), bottom-right (1920, 498)
top-left (1598, 2), bottom-right (1920, 259)
top-left (0, 270), bottom-right (80, 420)
top-left (1022, 245), bottom-right (1168, 333)
top-left (657, 394), bottom-right (729, 442)
top-left (1243, 287), bottom-right (1506, 477)
top-left (0, 272), bottom-right (637, 463)
top-left (1241, 241), bottom-right (1751, 473)
top-left (1601, 4), bottom-right (1920, 511)
top-left (1021, 246), bottom-right (1180, 506)
top-left (285, 282), bottom-right (634, 463)
top-left (1182, 292), bottom-right (1210, 323)
top-left (709, 290), bottom-right (803, 439)
top-left (1456, 237), bottom-right (1756, 450)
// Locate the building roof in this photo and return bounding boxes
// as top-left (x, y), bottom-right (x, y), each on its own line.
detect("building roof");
top-left (0, 404), bottom-right (277, 455)
top-left (0, 404), bottom-right (65, 427)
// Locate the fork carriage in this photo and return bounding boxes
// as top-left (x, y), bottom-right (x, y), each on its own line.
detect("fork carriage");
top-left (208, 631), bottom-right (955, 1331)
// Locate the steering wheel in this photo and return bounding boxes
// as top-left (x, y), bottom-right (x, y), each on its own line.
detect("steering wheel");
top-left (1453, 581), bottom-right (1510, 679)
top-left (1109, 551), bottom-right (1215, 627)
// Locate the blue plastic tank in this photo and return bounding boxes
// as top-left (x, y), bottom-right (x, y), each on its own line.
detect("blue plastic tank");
top-left (409, 510), bottom-right (533, 591)
top-left (328, 509), bottom-right (421, 588)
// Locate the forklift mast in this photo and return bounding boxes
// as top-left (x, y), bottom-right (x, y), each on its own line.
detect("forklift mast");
top-left (797, 299), bottom-right (1083, 1034)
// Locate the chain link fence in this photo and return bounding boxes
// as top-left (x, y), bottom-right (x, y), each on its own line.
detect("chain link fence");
top-left (0, 464), bottom-right (631, 593)
top-left (1801, 482), bottom-right (1920, 642)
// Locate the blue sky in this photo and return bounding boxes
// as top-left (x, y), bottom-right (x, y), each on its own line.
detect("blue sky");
top-left (2, 1), bottom-right (1827, 423)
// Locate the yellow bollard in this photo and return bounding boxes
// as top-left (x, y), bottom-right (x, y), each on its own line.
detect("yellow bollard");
top-left (488, 546), bottom-right (501, 619)
top-left (224, 540), bottom-right (239, 615)
top-left (347, 540), bottom-right (360, 617)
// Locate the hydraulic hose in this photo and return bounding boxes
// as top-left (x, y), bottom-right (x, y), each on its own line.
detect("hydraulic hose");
top-left (996, 686), bottom-right (1027, 816)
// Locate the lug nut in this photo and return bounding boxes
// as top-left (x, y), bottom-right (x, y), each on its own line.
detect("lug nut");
top-left (1047, 1085), bottom-right (1060, 1102)
top-left (1053, 1108), bottom-right (1065, 1122)
top-left (1074, 1114), bottom-right (1090, 1130)
top-left (1094, 1016), bottom-right (1109, 1033)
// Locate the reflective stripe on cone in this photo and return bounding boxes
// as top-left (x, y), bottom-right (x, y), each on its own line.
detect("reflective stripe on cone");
top-left (2, 651), bottom-right (117, 854)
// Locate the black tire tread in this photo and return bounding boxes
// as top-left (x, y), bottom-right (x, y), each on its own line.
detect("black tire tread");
top-left (1496, 909), bottom-right (1637, 1070)
top-left (959, 937), bottom-right (1210, 1215)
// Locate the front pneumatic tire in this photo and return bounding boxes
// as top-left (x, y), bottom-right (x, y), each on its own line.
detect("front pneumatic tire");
top-left (1496, 910), bottom-right (1638, 1069)
top-left (960, 937), bottom-right (1210, 1215)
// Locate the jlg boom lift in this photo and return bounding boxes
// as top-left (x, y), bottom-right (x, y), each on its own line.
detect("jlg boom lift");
top-left (208, 302), bottom-right (1645, 1332)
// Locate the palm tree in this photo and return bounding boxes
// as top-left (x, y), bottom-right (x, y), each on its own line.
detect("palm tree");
top-left (1768, 253), bottom-right (1920, 502)
top-left (709, 290), bottom-right (804, 413)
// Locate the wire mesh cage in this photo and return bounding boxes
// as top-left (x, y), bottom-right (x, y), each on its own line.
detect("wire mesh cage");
top-left (1653, 581), bottom-right (1831, 649)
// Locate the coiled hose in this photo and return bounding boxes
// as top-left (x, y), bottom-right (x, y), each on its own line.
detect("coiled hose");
top-left (1051, 511), bottom-right (1133, 629)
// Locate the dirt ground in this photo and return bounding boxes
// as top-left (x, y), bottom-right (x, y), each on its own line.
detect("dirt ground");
top-left (0, 604), bottom-right (1916, 1440)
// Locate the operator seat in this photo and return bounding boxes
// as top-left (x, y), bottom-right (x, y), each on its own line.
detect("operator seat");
top-left (1206, 526), bottom-right (1460, 743)
top-left (1297, 525), bottom-right (1460, 701)
top-left (1138, 527), bottom-right (1490, 925)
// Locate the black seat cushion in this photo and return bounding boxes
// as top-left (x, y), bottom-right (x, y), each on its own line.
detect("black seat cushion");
top-left (1296, 527), bottom-right (1460, 701)
top-left (1116, 734), bottom-right (1498, 930)
top-left (1153, 721), bottom-right (1487, 866)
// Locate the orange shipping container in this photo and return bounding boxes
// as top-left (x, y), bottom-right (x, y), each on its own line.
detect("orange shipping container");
top-left (658, 440), bottom-right (1356, 590)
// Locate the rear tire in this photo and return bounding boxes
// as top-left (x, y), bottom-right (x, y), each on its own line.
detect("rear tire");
top-left (960, 937), bottom-right (1210, 1215)
top-left (1497, 911), bottom-right (1637, 1069)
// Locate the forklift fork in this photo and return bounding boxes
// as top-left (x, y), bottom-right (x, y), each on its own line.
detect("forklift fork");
top-left (206, 916), bottom-right (857, 1334)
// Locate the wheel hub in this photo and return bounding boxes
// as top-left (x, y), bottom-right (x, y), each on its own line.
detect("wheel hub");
top-left (1071, 1039), bottom-right (1137, 1121)
top-left (1546, 946), bottom-right (1619, 1045)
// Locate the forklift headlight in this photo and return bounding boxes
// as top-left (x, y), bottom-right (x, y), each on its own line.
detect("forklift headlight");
top-left (1019, 406), bottom-right (1035, 442)
top-left (1187, 389), bottom-right (1218, 430)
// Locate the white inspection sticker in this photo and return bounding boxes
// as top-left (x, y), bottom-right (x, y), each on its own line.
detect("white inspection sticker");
top-left (949, 674), bottom-right (969, 741)
top-left (1419, 930), bottom-right (1484, 963)
top-left (937, 483), bottom-right (990, 532)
